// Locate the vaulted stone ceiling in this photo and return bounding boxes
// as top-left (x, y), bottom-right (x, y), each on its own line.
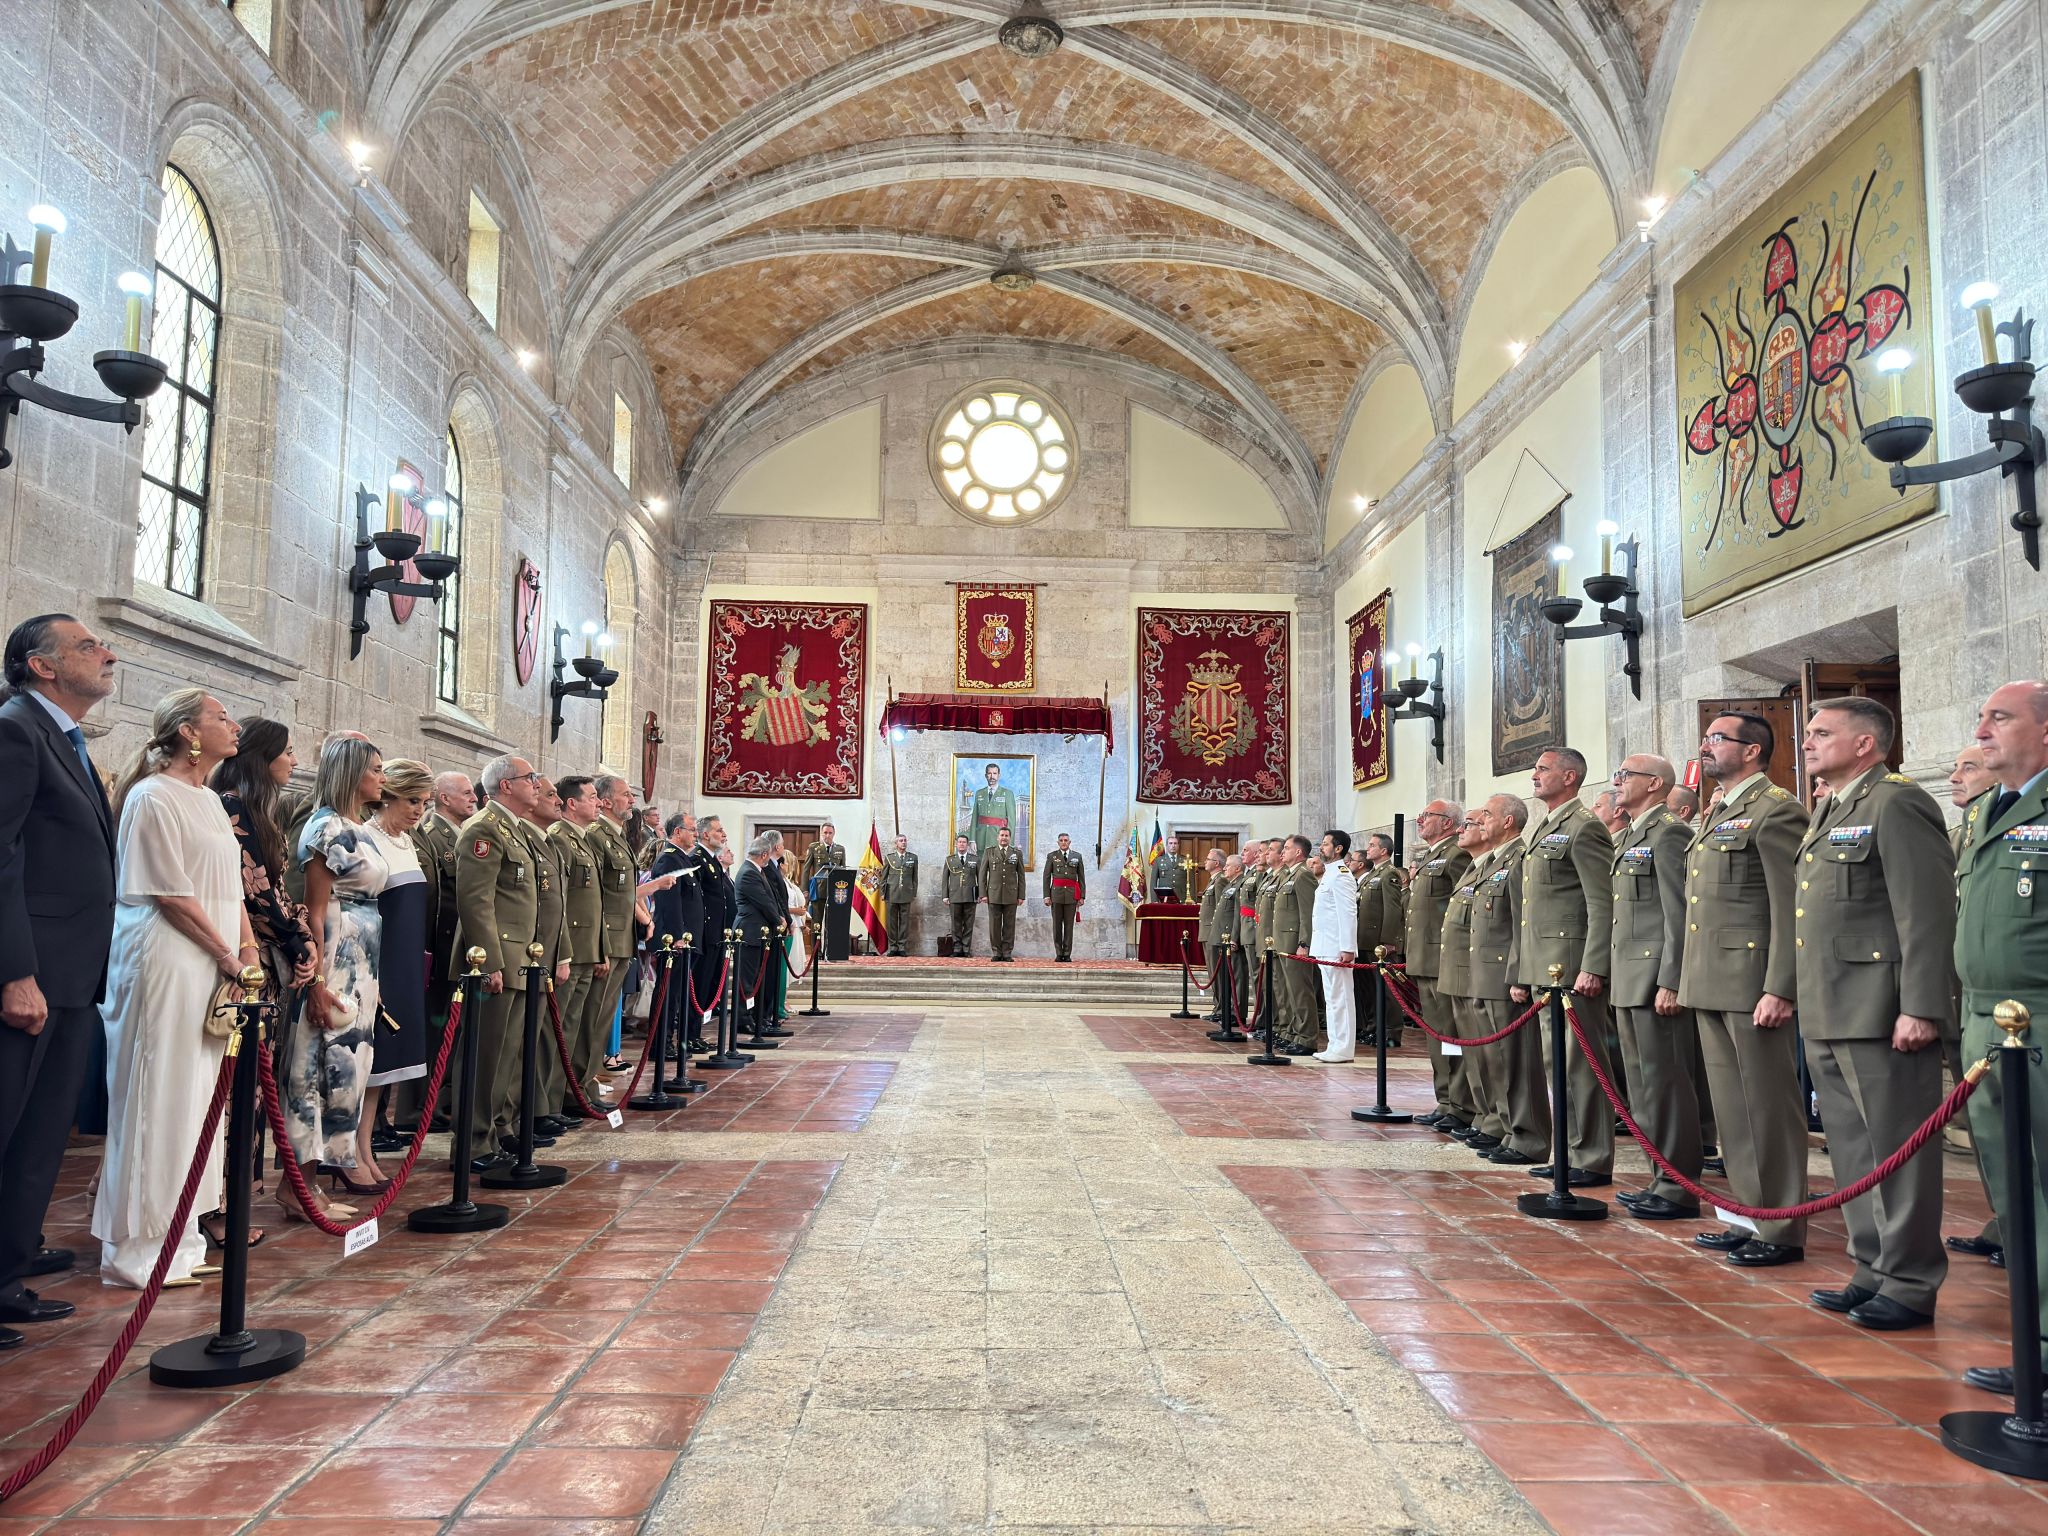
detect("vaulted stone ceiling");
top-left (369, 0), bottom-right (1676, 504)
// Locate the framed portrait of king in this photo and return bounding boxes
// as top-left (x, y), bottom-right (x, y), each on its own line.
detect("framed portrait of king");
top-left (950, 754), bottom-right (1034, 865)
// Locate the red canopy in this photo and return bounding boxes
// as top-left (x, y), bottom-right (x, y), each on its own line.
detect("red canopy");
top-left (880, 692), bottom-right (1112, 750)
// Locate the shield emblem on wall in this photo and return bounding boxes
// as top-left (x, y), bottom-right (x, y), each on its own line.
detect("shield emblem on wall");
top-left (512, 557), bottom-right (543, 686)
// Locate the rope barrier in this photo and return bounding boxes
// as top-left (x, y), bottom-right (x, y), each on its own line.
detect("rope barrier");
top-left (739, 944), bottom-right (773, 1006)
top-left (684, 951), bottom-right (726, 1023)
top-left (546, 990), bottom-right (613, 1122)
top-left (0, 1047), bottom-right (236, 1503)
top-left (1177, 937), bottom-right (1216, 993)
top-left (256, 991), bottom-right (466, 1237)
top-left (1373, 968), bottom-right (1542, 1047)
top-left (614, 959), bottom-right (675, 1104)
top-left (1560, 1000), bottom-right (1985, 1221)
top-left (784, 935), bottom-right (816, 981)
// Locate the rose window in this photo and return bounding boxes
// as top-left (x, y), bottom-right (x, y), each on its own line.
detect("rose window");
top-left (930, 384), bottom-right (1075, 524)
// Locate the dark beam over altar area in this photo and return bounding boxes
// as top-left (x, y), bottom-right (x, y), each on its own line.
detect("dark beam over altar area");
top-left (878, 691), bottom-right (1113, 746)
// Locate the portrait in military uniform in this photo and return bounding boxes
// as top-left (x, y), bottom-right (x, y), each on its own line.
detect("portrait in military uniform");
top-left (952, 753), bottom-right (1033, 862)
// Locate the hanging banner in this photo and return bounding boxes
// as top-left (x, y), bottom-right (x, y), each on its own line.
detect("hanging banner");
top-left (1492, 506), bottom-right (1564, 776)
top-left (1348, 589), bottom-right (1392, 791)
top-left (701, 600), bottom-right (868, 799)
top-left (954, 583), bottom-right (1037, 692)
top-left (1136, 607), bottom-right (1290, 805)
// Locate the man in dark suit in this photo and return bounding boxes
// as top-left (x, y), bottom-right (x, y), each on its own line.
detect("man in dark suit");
top-left (0, 614), bottom-right (119, 1345)
top-left (647, 813), bottom-right (703, 1058)
top-left (694, 816), bottom-right (736, 1046)
top-left (736, 832), bottom-right (787, 1040)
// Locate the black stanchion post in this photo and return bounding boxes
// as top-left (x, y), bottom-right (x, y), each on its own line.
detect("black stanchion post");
top-left (704, 929), bottom-right (753, 1071)
top-left (153, 968), bottom-right (307, 1387)
top-left (411, 952), bottom-right (510, 1232)
top-left (760, 926), bottom-right (794, 1038)
top-left (800, 915), bottom-right (829, 1017)
top-left (482, 944), bottom-right (567, 1190)
top-left (744, 927), bottom-right (783, 1049)
top-left (1942, 1000), bottom-right (2048, 1479)
top-left (1172, 940), bottom-right (1197, 1020)
top-left (1206, 948), bottom-right (1242, 1042)
top-left (1517, 965), bottom-right (1606, 1222)
top-left (1248, 940), bottom-right (1292, 1067)
top-left (629, 938), bottom-right (685, 1110)
top-left (658, 934), bottom-right (707, 1094)
top-left (1353, 947), bottom-right (1412, 1125)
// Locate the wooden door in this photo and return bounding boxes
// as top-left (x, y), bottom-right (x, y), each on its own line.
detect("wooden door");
top-left (1178, 832), bottom-right (1238, 900)
top-left (1695, 697), bottom-right (1801, 796)
top-left (778, 824), bottom-right (823, 872)
top-left (1799, 660), bottom-right (1904, 783)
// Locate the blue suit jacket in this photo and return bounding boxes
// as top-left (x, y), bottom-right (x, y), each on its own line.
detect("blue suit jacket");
top-left (0, 692), bottom-right (117, 1007)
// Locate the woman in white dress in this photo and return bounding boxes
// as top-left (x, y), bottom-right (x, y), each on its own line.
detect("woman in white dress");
top-left (95, 690), bottom-right (255, 1289)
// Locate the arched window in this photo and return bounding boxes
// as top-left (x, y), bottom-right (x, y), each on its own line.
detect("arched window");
top-left (601, 542), bottom-right (636, 769)
top-left (437, 427), bottom-right (466, 705)
top-left (136, 165), bottom-right (222, 597)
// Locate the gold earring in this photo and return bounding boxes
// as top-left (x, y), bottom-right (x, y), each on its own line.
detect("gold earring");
top-left (188, 740), bottom-right (202, 763)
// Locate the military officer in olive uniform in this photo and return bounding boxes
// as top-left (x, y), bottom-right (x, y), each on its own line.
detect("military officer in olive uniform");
top-left (1249, 841), bottom-right (1280, 1020)
top-left (585, 775), bottom-right (641, 1100)
top-left (1467, 796), bottom-right (1549, 1164)
top-left (1513, 748), bottom-right (1621, 1184)
top-left (1152, 835), bottom-right (1190, 901)
top-left (943, 835), bottom-right (978, 956)
top-left (1796, 700), bottom-right (1955, 1327)
top-left (1943, 745), bottom-right (2002, 1263)
top-left (1404, 804), bottom-right (1474, 1129)
top-left (1269, 836), bottom-right (1318, 1054)
top-left (802, 822), bottom-right (846, 895)
top-left (1680, 712), bottom-right (1811, 1266)
top-left (1196, 849), bottom-right (1226, 1016)
top-left (454, 757), bottom-right (543, 1169)
top-left (1214, 853), bottom-right (1249, 1027)
top-left (1608, 754), bottom-right (1706, 1219)
top-left (518, 784), bottom-right (573, 1141)
top-left (1954, 681), bottom-right (2048, 1394)
top-left (1436, 823), bottom-right (1488, 1138)
top-left (1357, 834), bottom-right (1406, 1046)
top-left (880, 834), bottom-right (919, 956)
top-left (549, 777), bottom-right (605, 1120)
top-left (979, 827), bottom-right (1026, 960)
top-left (1042, 833), bottom-right (1087, 962)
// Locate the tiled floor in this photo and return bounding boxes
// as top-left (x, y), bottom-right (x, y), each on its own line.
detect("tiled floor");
top-left (1128, 1050), bottom-right (1441, 1137)
top-left (770, 1015), bottom-right (922, 1052)
top-left (1078, 1012), bottom-right (1249, 1053)
top-left (607, 1060), bottom-right (896, 1134)
top-left (2, 1156), bottom-right (837, 1530)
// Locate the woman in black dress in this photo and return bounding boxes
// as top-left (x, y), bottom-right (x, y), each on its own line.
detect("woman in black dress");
top-left (355, 758), bottom-right (432, 1178)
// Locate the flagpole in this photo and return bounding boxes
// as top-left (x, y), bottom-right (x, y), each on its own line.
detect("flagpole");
top-left (1094, 684), bottom-right (1109, 861)
top-left (886, 678), bottom-right (901, 838)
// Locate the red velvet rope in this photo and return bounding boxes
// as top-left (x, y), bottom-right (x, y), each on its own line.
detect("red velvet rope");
top-left (1377, 969), bottom-right (1541, 1046)
top-left (683, 950), bottom-right (725, 1021)
top-left (615, 958), bottom-right (675, 1104)
top-left (740, 946), bottom-right (772, 1005)
top-left (257, 991), bottom-right (466, 1237)
top-left (0, 1043), bottom-right (237, 1503)
top-left (1177, 937), bottom-right (1217, 993)
top-left (546, 988), bottom-right (612, 1122)
top-left (1560, 1000), bottom-right (1983, 1221)
top-left (784, 933), bottom-right (816, 981)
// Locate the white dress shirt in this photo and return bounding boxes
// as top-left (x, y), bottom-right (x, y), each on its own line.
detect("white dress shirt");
top-left (1309, 863), bottom-right (1356, 960)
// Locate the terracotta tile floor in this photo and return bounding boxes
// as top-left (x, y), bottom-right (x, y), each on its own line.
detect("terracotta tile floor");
top-left (1223, 1160), bottom-right (2043, 1534)
top-left (601, 1059), bottom-right (895, 1133)
top-left (0, 1157), bottom-right (837, 1530)
top-left (769, 1013), bottom-right (922, 1052)
top-left (1128, 1047), bottom-right (1438, 1136)
top-left (1078, 1013), bottom-right (1250, 1053)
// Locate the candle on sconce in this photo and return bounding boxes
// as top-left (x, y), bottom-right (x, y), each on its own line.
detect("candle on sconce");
top-left (26, 205), bottom-right (64, 288)
top-left (1875, 347), bottom-right (1912, 419)
top-left (1405, 642), bottom-right (1421, 681)
top-left (597, 631), bottom-right (615, 657)
top-left (1960, 281), bottom-right (2000, 368)
top-left (385, 472), bottom-right (410, 533)
top-left (1552, 545), bottom-right (1573, 596)
top-left (1596, 520), bottom-right (1618, 575)
top-left (424, 497), bottom-right (447, 554)
top-left (115, 271), bottom-right (152, 352)
top-left (581, 620), bottom-right (598, 659)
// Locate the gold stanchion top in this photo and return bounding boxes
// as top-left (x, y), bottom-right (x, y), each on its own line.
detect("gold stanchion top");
top-left (680, 931), bottom-right (694, 949)
top-left (1373, 944), bottom-right (1387, 963)
top-left (526, 941), bottom-right (546, 963)
top-left (1547, 962), bottom-right (1564, 985)
top-left (1994, 999), bottom-right (2032, 1043)
top-left (659, 932), bottom-right (675, 951)
top-left (465, 945), bottom-right (488, 973)
top-left (238, 964), bottom-right (266, 1002)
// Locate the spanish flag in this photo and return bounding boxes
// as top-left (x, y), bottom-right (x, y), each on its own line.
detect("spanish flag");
top-left (852, 821), bottom-right (888, 953)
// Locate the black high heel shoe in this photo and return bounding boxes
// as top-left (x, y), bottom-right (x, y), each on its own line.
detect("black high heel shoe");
top-left (320, 1164), bottom-right (392, 1197)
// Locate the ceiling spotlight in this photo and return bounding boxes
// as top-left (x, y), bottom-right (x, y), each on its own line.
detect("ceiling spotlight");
top-left (998, 14), bottom-right (1064, 58)
top-left (1506, 339), bottom-right (1528, 363)
top-left (516, 347), bottom-right (537, 371)
top-left (990, 265), bottom-right (1036, 293)
top-left (642, 496), bottom-right (668, 515)
top-left (1350, 493), bottom-right (1367, 512)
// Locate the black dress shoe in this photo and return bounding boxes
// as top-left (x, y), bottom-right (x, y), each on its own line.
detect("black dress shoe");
top-left (0, 1289), bottom-right (74, 1323)
top-left (1727, 1240), bottom-right (1804, 1267)
top-left (1436, 1119), bottom-right (1472, 1137)
top-left (1414, 1110), bottom-right (1445, 1127)
top-left (1485, 1148), bottom-right (1538, 1165)
top-left (1565, 1168), bottom-right (1612, 1188)
top-left (24, 1247), bottom-right (73, 1278)
top-left (370, 1126), bottom-right (405, 1153)
top-left (0, 1327), bottom-right (21, 1350)
top-left (1465, 1134), bottom-right (1504, 1152)
top-left (1847, 1295), bottom-right (1933, 1331)
top-left (469, 1152), bottom-right (512, 1174)
top-left (1626, 1193), bottom-right (1701, 1221)
top-left (1694, 1228), bottom-right (1751, 1252)
top-left (557, 1105), bottom-right (591, 1123)
top-left (1964, 1364), bottom-right (2015, 1395)
top-left (1810, 1284), bottom-right (1877, 1314)
top-left (1946, 1234), bottom-right (2002, 1258)
top-left (1701, 1156), bottom-right (1727, 1176)
top-left (502, 1133), bottom-right (555, 1152)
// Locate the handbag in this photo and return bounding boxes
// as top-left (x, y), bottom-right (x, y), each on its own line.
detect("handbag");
top-left (204, 974), bottom-right (245, 1040)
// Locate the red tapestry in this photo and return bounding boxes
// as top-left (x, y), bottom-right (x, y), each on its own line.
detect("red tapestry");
top-left (1348, 589), bottom-right (1392, 791)
top-left (702, 600), bottom-right (867, 799)
top-left (1136, 607), bottom-right (1290, 805)
top-left (954, 584), bottom-right (1037, 691)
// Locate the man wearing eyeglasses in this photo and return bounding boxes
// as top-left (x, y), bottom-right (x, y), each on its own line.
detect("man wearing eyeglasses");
top-left (1403, 802), bottom-right (1474, 1130)
top-left (1680, 714), bottom-right (1810, 1267)
top-left (1608, 754), bottom-right (1706, 1221)
top-left (456, 755), bottom-right (544, 1171)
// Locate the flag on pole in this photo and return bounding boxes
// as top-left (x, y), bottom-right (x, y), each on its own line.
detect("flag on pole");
top-left (1146, 814), bottom-right (1165, 872)
top-left (1118, 826), bottom-right (1144, 913)
top-left (852, 821), bottom-right (888, 952)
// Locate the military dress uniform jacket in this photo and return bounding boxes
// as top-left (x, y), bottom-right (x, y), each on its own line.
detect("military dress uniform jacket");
top-left (454, 804), bottom-right (540, 986)
top-left (550, 821), bottom-right (604, 967)
top-left (1517, 800), bottom-right (1615, 988)
top-left (591, 818), bottom-right (639, 961)
top-left (1197, 876), bottom-right (1223, 945)
top-left (1676, 775), bottom-right (1807, 1013)
top-left (519, 820), bottom-right (571, 972)
top-left (412, 811), bottom-right (462, 982)
top-left (1357, 863), bottom-right (1406, 958)
top-left (942, 853), bottom-right (978, 902)
top-left (1152, 857), bottom-right (1190, 901)
top-left (802, 841), bottom-right (846, 887)
top-left (1268, 865), bottom-right (1317, 955)
top-left (881, 851), bottom-right (919, 903)
top-left (1438, 857), bottom-right (1483, 1000)
top-left (1402, 838), bottom-right (1472, 978)
top-left (1955, 777), bottom-right (2048, 1004)
top-left (1792, 768), bottom-right (1955, 1035)
top-left (1467, 842), bottom-right (1525, 996)
top-left (1609, 805), bottom-right (1690, 1010)
top-left (1252, 867), bottom-right (1280, 953)
top-left (978, 845), bottom-right (1027, 905)
top-left (648, 843), bottom-right (705, 950)
top-left (1042, 849), bottom-right (1086, 905)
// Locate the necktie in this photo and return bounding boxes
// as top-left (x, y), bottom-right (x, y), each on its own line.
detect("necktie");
top-left (64, 725), bottom-right (96, 784)
top-left (1991, 788), bottom-right (2021, 825)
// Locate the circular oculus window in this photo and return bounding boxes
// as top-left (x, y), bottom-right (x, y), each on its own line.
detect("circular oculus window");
top-left (929, 383), bottom-right (1076, 525)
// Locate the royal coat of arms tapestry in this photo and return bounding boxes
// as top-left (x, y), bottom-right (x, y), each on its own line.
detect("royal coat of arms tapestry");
top-left (1136, 607), bottom-right (1290, 805)
top-left (1675, 75), bottom-right (1934, 616)
top-left (1491, 507), bottom-right (1564, 776)
top-left (701, 600), bottom-right (867, 798)
top-left (954, 584), bottom-right (1036, 691)
top-left (1348, 590), bottom-right (1392, 791)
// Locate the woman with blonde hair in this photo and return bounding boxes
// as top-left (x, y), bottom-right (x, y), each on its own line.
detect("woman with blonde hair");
top-left (95, 690), bottom-right (252, 1288)
top-left (355, 757), bottom-right (432, 1172)
top-left (293, 736), bottom-right (384, 1194)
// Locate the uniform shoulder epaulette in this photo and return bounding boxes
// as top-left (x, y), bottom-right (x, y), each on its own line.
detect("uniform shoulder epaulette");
top-left (1765, 785), bottom-right (1792, 800)
top-left (1884, 772), bottom-right (1912, 785)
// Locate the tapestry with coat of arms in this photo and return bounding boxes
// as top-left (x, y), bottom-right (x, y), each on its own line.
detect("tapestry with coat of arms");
top-left (701, 600), bottom-right (867, 799)
top-left (953, 583), bottom-right (1037, 691)
top-left (1136, 607), bottom-right (1290, 805)
top-left (1347, 589), bottom-right (1392, 791)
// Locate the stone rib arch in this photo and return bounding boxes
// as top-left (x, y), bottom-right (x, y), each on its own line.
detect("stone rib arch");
top-left (444, 377), bottom-right (511, 728)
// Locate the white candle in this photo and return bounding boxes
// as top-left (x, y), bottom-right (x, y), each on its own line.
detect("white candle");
top-left (116, 271), bottom-right (152, 351)
top-left (26, 206), bottom-right (63, 288)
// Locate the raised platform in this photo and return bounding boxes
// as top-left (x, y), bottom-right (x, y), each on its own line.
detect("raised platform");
top-left (809, 954), bottom-right (1193, 1007)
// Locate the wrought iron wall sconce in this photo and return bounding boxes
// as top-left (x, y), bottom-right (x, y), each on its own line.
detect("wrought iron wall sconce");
top-left (0, 212), bottom-right (166, 472)
top-left (549, 621), bottom-right (617, 742)
top-left (1540, 525), bottom-right (1645, 698)
top-left (1860, 286), bottom-right (2043, 568)
top-left (347, 476), bottom-right (459, 659)
top-left (1386, 644), bottom-right (1447, 763)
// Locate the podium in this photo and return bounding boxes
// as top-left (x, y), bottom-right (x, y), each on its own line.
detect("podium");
top-left (820, 866), bottom-right (855, 961)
